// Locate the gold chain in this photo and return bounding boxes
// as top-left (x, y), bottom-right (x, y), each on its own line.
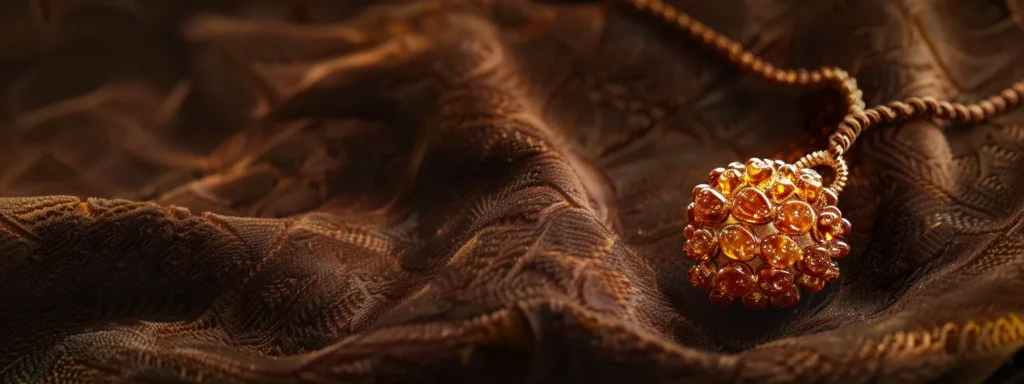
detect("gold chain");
top-left (621, 0), bottom-right (1024, 188)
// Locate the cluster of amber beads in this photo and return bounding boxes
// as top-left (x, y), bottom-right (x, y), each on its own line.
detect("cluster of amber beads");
top-left (684, 158), bottom-right (851, 309)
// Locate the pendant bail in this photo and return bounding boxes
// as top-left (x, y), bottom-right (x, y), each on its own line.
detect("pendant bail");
top-left (794, 150), bottom-right (849, 194)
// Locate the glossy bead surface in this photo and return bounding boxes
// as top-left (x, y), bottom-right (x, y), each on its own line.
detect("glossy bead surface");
top-left (713, 263), bottom-right (754, 297)
top-left (799, 246), bottom-right (831, 278)
top-left (719, 224), bottom-right (759, 261)
top-left (795, 173), bottom-right (822, 203)
top-left (689, 229), bottom-right (717, 257)
top-left (775, 200), bottom-right (815, 234)
top-left (797, 274), bottom-right (825, 293)
top-left (769, 177), bottom-right (796, 202)
top-left (693, 187), bottom-right (728, 223)
top-left (732, 187), bottom-right (773, 224)
top-left (717, 169), bottom-right (743, 196)
top-left (757, 267), bottom-right (794, 297)
top-left (761, 234), bottom-right (801, 268)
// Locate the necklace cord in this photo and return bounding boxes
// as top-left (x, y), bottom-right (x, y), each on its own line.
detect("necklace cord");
top-left (621, 0), bottom-right (1024, 158)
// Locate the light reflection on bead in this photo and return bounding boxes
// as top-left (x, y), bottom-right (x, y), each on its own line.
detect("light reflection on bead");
top-left (713, 263), bottom-right (754, 298)
top-left (719, 224), bottom-right (758, 261)
top-left (796, 173), bottom-right (823, 203)
top-left (757, 267), bottom-right (794, 297)
top-left (761, 234), bottom-right (802, 268)
top-left (693, 187), bottom-right (728, 223)
top-left (732, 187), bottom-right (773, 224)
top-left (718, 169), bottom-right (743, 196)
top-left (769, 177), bottom-right (796, 202)
top-left (776, 200), bottom-right (815, 234)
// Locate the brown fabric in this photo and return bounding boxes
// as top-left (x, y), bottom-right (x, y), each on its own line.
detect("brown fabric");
top-left (2, 0), bottom-right (1024, 382)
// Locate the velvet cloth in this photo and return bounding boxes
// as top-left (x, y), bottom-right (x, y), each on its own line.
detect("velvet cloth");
top-left (1, 1), bottom-right (1023, 382)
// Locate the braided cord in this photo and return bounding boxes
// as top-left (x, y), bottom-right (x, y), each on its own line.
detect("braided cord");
top-left (621, 0), bottom-right (1024, 157)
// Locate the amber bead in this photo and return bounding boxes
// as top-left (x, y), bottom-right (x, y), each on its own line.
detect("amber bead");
top-left (818, 211), bottom-right (839, 228)
top-left (838, 219), bottom-right (852, 236)
top-left (821, 206), bottom-right (842, 218)
top-left (797, 275), bottom-right (825, 293)
top-left (795, 173), bottom-right (823, 203)
top-left (799, 246), bottom-right (831, 278)
top-left (777, 164), bottom-right (798, 181)
top-left (728, 161), bottom-right (745, 170)
top-left (741, 290), bottom-right (768, 310)
top-left (822, 261), bottom-right (840, 282)
top-left (719, 224), bottom-right (759, 261)
top-left (709, 167), bottom-right (726, 185)
top-left (732, 187), bottom-right (773, 224)
top-left (693, 187), bottom-right (728, 223)
top-left (745, 158), bottom-right (774, 185)
top-left (688, 263), bottom-right (714, 291)
top-left (686, 203), bottom-right (696, 223)
top-left (717, 169), bottom-right (743, 196)
top-left (709, 290), bottom-right (734, 307)
top-left (770, 285), bottom-right (801, 308)
top-left (769, 177), bottom-right (796, 202)
top-left (760, 234), bottom-right (802, 268)
top-left (713, 263), bottom-right (754, 297)
top-left (815, 213), bottom-right (840, 243)
top-left (830, 241), bottom-right (851, 259)
top-left (775, 200), bottom-right (816, 234)
top-left (757, 267), bottom-right (794, 297)
top-left (689, 229), bottom-right (717, 257)
top-left (692, 183), bottom-right (711, 199)
top-left (683, 242), bottom-right (698, 260)
top-left (683, 224), bottom-right (696, 240)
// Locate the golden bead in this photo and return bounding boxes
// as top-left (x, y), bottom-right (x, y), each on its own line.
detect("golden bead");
top-left (830, 241), bottom-right (851, 258)
top-left (688, 261), bottom-right (716, 291)
top-left (719, 224), bottom-right (759, 261)
top-left (693, 186), bottom-right (729, 223)
top-left (760, 234), bottom-right (801, 268)
top-left (717, 169), bottom-right (743, 196)
top-left (798, 246), bottom-right (831, 278)
top-left (744, 158), bottom-right (774, 185)
top-left (769, 177), bottom-right (796, 202)
top-left (756, 267), bottom-right (794, 297)
top-left (689, 229), bottom-right (717, 257)
top-left (795, 173), bottom-right (823, 203)
top-left (713, 263), bottom-right (754, 298)
top-left (822, 260), bottom-right (840, 282)
top-left (727, 161), bottom-right (745, 170)
top-left (683, 224), bottom-right (696, 240)
top-left (732, 187), bottom-right (773, 224)
top-left (709, 167), bottom-right (726, 185)
top-left (797, 274), bottom-right (825, 293)
top-left (777, 164), bottom-right (798, 181)
top-left (775, 200), bottom-right (816, 234)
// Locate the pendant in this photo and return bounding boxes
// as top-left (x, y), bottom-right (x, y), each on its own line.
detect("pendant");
top-left (684, 151), bottom-right (851, 309)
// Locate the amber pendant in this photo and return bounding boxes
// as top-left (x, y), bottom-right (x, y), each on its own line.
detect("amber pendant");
top-left (684, 151), bottom-right (851, 309)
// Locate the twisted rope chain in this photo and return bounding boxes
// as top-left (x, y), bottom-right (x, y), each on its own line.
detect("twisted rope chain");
top-left (621, 0), bottom-right (1024, 160)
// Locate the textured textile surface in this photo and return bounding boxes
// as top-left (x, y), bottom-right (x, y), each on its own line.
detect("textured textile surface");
top-left (2, 0), bottom-right (1024, 382)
